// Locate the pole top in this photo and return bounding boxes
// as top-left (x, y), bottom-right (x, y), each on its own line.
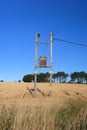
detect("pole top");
top-left (36, 33), bottom-right (40, 38)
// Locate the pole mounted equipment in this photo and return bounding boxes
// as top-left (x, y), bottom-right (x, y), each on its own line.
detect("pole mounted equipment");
top-left (34, 32), bottom-right (53, 97)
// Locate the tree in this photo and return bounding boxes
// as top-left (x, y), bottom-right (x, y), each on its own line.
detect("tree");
top-left (70, 71), bottom-right (87, 84)
top-left (22, 73), bottom-right (50, 83)
top-left (70, 72), bottom-right (79, 83)
top-left (53, 73), bottom-right (56, 82)
top-left (84, 73), bottom-right (87, 84)
top-left (0, 80), bottom-right (4, 82)
top-left (79, 71), bottom-right (86, 84)
top-left (37, 72), bottom-right (50, 82)
top-left (18, 80), bottom-right (21, 82)
top-left (22, 74), bottom-right (34, 82)
top-left (63, 73), bottom-right (68, 83)
top-left (56, 72), bottom-right (68, 83)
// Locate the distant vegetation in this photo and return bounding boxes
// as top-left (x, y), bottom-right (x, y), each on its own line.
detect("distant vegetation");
top-left (0, 99), bottom-right (87, 130)
top-left (0, 80), bottom-right (4, 82)
top-left (22, 71), bottom-right (87, 84)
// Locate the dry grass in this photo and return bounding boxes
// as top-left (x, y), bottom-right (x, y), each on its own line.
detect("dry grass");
top-left (0, 82), bottom-right (87, 130)
top-left (0, 82), bottom-right (87, 109)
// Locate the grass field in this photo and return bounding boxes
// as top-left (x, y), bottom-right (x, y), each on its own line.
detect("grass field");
top-left (0, 82), bottom-right (87, 130)
top-left (0, 82), bottom-right (87, 108)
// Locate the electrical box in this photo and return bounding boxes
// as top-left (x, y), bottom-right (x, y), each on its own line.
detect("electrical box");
top-left (39, 56), bottom-right (47, 67)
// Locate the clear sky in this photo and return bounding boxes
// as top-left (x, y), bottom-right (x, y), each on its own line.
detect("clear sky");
top-left (0, 0), bottom-right (87, 82)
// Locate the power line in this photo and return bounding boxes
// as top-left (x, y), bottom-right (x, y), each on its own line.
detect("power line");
top-left (54, 38), bottom-right (87, 47)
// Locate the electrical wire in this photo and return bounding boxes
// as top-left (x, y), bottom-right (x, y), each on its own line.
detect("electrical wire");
top-left (54, 38), bottom-right (87, 47)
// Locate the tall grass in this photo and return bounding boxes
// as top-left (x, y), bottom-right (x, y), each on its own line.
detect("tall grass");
top-left (54, 98), bottom-right (87, 130)
top-left (0, 98), bottom-right (87, 130)
top-left (0, 105), bottom-right (16, 130)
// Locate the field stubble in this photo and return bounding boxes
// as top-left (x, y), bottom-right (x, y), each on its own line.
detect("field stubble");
top-left (0, 82), bottom-right (87, 130)
top-left (0, 82), bottom-right (87, 109)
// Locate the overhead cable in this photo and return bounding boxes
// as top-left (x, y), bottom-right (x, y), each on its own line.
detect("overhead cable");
top-left (54, 38), bottom-right (87, 47)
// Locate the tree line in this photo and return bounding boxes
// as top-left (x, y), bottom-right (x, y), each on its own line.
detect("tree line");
top-left (22, 71), bottom-right (87, 84)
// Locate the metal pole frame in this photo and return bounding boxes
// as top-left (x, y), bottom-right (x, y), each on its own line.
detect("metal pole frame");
top-left (49, 32), bottom-right (53, 96)
top-left (34, 33), bottom-right (40, 97)
top-left (34, 32), bottom-right (53, 97)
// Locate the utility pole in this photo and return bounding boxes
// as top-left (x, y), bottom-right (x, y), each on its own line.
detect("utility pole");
top-left (34, 33), bottom-right (40, 97)
top-left (49, 32), bottom-right (53, 96)
top-left (34, 32), bottom-right (53, 97)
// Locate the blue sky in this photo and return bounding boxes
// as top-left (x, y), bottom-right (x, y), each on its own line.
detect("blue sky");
top-left (0, 0), bottom-right (87, 82)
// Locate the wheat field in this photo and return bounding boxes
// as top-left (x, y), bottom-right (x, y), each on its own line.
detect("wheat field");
top-left (0, 82), bottom-right (87, 109)
top-left (0, 82), bottom-right (87, 130)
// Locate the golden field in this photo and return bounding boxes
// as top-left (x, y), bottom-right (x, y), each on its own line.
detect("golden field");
top-left (0, 82), bottom-right (87, 130)
top-left (0, 82), bottom-right (87, 109)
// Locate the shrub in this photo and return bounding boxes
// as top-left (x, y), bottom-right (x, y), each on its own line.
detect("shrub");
top-left (54, 99), bottom-right (87, 130)
top-left (0, 80), bottom-right (4, 82)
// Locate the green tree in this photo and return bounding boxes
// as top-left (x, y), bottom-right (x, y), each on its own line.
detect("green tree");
top-left (70, 71), bottom-right (87, 84)
top-left (0, 80), bottom-right (4, 82)
top-left (22, 74), bottom-right (34, 82)
top-left (79, 71), bottom-right (86, 84)
top-left (53, 73), bottom-right (56, 82)
top-left (37, 72), bottom-right (50, 82)
top-left (70, 72), bottom-right (79, 83)
top-left (56, 72), bottom-right (68, 83)
top-left (84, 73), bottom-right (87, 84)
